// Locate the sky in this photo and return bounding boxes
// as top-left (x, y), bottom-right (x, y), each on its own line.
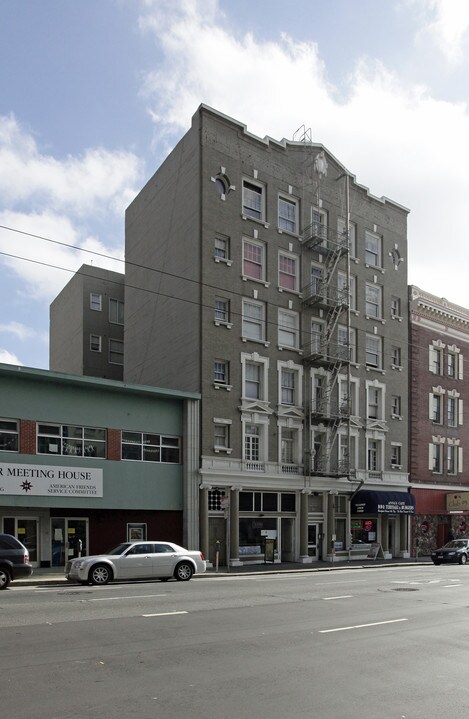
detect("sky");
top-left (1, 0), bottom-right (469, 369)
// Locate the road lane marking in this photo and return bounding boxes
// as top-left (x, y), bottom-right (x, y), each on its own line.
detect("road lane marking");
top-left (89, 594), bottom-right (167, 601)
top-left (322, 595), bottom-right (353, 600)
top-left (319, 618), bottom-right (408, 633)
top-left (142, 611), bottom-right (188, 617)
top-left (443, 584), bottom-right (462, 588)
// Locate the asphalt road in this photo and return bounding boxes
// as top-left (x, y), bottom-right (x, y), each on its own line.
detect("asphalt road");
top-left (3, 564), bottom-right (469, 719)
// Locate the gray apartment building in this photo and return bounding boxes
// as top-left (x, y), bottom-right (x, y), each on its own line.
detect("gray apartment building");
top-left (50, 264), bottom-right (125, 380)
top-left (123, 105), bottom-right (413, 565)
top-left (409, 286), bottom-right (469, 554)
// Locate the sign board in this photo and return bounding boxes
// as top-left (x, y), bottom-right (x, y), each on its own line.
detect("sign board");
top-left (260, 530), bottom-right (278, 539)
top-left (0, 462), bottom-right (103, 497)
top-left (446, 493), bottom-right (469, 512)
top-left (264, 538), bottom-right (275, 563)
top-left (367, 543), bottom-right (385, 560)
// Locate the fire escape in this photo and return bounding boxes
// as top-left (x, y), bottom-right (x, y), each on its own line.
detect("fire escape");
top-left (300, 165), bottom-right (352, 479)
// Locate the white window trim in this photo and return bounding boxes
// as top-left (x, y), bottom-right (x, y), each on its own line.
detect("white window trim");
top-left (278, 194), bottom-right (299, 236)
top-left (277, 360), bottom-right (303, 408)
top-left (366, 379), bottom-right (386, 422)
top-left (242, 178), bottom-right (268, 227)
top-left (241, 352), bottom-right (270, 405)
top-left (277, 308), bottom-right (300, 351)
top-left (278, 249), bottom-right (300, 293)
top-left (242, 298), bottom-right (268, 346)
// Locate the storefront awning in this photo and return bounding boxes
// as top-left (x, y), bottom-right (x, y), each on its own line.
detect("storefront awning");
top-left (351, 490), bottom-right (415, 515)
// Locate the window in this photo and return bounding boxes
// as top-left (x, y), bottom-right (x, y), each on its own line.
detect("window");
top-left (365, 231), bottom-right (382, 267)
top-left (214, 361), bottom-right (228, 385)
top-left (367, 386), bottom-right (383, 420)
top-left (366, 335), bottom-right (382, 368)
top-left (281, 428), bottom-right (295, 464)
top-left (90, 334), bottom-right (102, 352)
top-left (309, 265), bottom-right (323, 299)
top-left (242, 299), bottom-right (266, 341)
top-left (278, 252), bottom-right (299, 291)
top-left (244, 424), bottom-right (260, 461)
top-left (214, 236), bottom-right (229, 260)
top-left (214, 424), bottom-right (229, 450)
top-left (0, 419), bottom-right (19, 452)
top-left (245, 362), bottom-right (261, 399)
top-left (109, 339), bottom-right (124, 365)
top-left (447, 350), bottom-right (462, 379)
top-left (313, 375), bottom-right (324, 412)
top-left (37, 424), bottom-right (106, 458)
top-left (337, 217), bottom-right (356, 257)
top-left (311, 321), bottom-right (324, 354)
top-left (391, 296), bottom-right (401, 318)
top-left (447, 444), bottom-right (457, 475)
top-left (90, 293), bottom-right (102, 311)
top-left (367, 439), bottom-right (379, 471)
top-left (391, 395), bottom-right (401, 417)
top-left (312, 207), bottom-right (327, 242)
top-left (278, 196), bottom-right (298, 233)
top-left (338, 271), bottom-right (356, 310)
top-left (431, 394), bottom-right (442, 423)
top-left (391, 445), bottom-right (402, 467)
top-left (242, 180), bottom-right (264, 221)
top-left (431, 443), bottom-right (442, 473)
top-left (243, 239), bottom-right (265, 281)
top-left (278, 309), bottom-right (299, 348)
top-left (429, 346), bottom-right (443, 375)
top-left (215, 298), bottom-right (230, 324)
top-left (447, 396), bottom-right (457, 427)
top-left (109, 298), bottom-right (124, 325)
top-left (339, 434), bottom-right (356, 471)
top-left (338, 325), bottom-right (355, 362)
top-left (365, 283), bottom-right (382, 318)
top-left (280, 369), bottom-right (296, 405)
top-left (122, 432), bottom-right (180, 463)
top-left (391, 346), bottom-right (401, 368)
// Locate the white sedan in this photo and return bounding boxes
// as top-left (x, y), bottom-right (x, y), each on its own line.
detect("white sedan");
top-left (65, 541), bottom-right (206, 585)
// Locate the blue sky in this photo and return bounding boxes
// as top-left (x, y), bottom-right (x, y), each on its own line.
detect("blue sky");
top-left (1, 0), bottom-right (469, 368)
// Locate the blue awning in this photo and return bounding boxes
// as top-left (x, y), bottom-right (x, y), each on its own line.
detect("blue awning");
top-left (351, 490), bottom-right (415, 515)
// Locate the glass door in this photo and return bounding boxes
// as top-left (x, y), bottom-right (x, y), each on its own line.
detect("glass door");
top-left (308, 523), bottom-right (321, 561)
top-left (3, 517), bottom-right (39, 566)
top-left (51, 518), bottom-right (88, 567)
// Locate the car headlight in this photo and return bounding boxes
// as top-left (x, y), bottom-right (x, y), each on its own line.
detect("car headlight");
top-left (448, 552), bottom-right (455, 556)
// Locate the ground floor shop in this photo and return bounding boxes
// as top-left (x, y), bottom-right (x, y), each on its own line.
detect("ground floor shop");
top-left (199, 484), bottom-right (415, 566)
top-left (0, 508), bottom-right (183, 567)
top-left (411, 487), bottom-right (469, 555)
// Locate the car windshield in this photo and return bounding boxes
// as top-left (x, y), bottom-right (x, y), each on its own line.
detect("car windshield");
top-left (444, 540), bottom-right (466, 549)
top-left (107, 543), bottom-right (132, 555)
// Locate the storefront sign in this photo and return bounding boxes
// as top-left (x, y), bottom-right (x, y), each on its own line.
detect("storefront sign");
top-left (446, 493), bottom-right (469, 512)
top-left (351, 490), bottom-right (415, 515)
top-left (0, 462), bottom-right (103, 497)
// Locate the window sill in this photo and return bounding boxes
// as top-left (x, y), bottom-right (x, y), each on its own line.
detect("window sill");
top-left (214, 320), bottom-right (233, 329)
top-left (277, 286), bottom-right (300, 296)
top-left (351, 256), bottom-right (360, 265)
top-left (391, 365), bottom-right (403, 371)
top-left (365, 366), bottom-right (386, 375)
top-left (241, 214), bottom-right (269, 229)
top-left (365, 263), bottom-right (385, 274)
top-left (213, 383), bottom-right (233, 391)
top-left (277, 345), bottom-right (302, 354)
top-left (214, 256), bottom-right (233, 267)
top-left (365, 314), bottom-right (386, 325)
top-left (214, 447), bottom-right (233, 454)
top-left (241, 337), bottom-right (270, 348)
top-left (277, 227), bottom-right (299, 238)
top-left (390, 465), bottom-right (403, 470)
top-left (391, 315), bottom-right (403, 322)
top-left (391, 414), bottom-right (403, 420)
top-left (242, 275), bottom-right (270, 288)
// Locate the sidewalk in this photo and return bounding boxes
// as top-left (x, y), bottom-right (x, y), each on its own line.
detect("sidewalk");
top-left (14, 556), bottom-right (432, 587)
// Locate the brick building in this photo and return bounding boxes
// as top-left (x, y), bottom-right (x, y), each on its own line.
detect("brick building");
top-left (409, 286), bottom-right (469, 554)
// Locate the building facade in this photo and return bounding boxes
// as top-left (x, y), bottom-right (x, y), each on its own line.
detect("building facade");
top-left (0, 363), bottom-right (200, 566)
top-left (409, 286), bottom-right (469, 554)
top-left (124, 105), bottom-right (413, 565)
top-left (50, 264), bottom-right (125, 380)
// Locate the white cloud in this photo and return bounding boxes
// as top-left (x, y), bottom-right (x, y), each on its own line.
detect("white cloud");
top-left (0, 349), bottom-right (23, 366)
top-left (137, 0), bottom-right (469, 306)
top-left (411, 0), bottom-right (469, 66)
top-left (0, 114), bottom-right (143, 218)
top-left (0, 211), bottom-right (124, 301)
top-left (0, 321), bottom-right (37, 340)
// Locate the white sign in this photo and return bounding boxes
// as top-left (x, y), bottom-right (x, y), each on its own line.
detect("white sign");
top-left (0, 462), bottom-right (103, 497)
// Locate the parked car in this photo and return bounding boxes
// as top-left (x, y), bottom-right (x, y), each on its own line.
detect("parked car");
top-left (0, 533), bottom-right (33, 589)
top-left (65, 541), bottom-right (206, 585)
top-left (431, 539), bottom-right (469, 565)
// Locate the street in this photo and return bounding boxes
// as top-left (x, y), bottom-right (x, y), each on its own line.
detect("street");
top-left (2, 564), bottom-right (469, 718)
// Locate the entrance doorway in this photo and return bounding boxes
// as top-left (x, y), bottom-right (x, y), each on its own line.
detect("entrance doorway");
top-left (308, 523), bottom-right (321, 561)
top-left (51, 518), bottom-right (88, 567)
top-left (281, 517), bottom-right (295, 561)
top-left (3, 517), bottom-right (39, 567)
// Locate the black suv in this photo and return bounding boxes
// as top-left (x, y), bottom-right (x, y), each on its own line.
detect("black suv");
top-left (0, 534), bottom-right (33, 589)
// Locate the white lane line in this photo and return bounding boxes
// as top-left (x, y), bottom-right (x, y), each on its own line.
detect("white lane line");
top-left (443, 584), bottom-right (462, 588)
top-left (323, 595), bottom-right (353, 600)
top-left (89, 594), bottom-right (166, 602)
top-left (319, 618), bottom-right (408, 634)
top-left (142, 611), bottom-right (188, 617)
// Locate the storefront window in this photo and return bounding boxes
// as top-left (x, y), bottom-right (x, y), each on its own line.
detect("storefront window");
top-left (239, 517), bottom-right (277, 556)
top-left (351, 518), bottom-right (377, 544)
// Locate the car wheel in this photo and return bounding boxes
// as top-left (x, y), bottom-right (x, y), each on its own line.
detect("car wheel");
top-left (89, 563), bottom-right (112, 585)
top-left (432, 560), bottom-right (440, 566)
top-left (460, 554), bottom-right (467, 565)
top-left (0, 568), bottom-right (11, 590)
top-left (174, 562), bottom-right (193, 581)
